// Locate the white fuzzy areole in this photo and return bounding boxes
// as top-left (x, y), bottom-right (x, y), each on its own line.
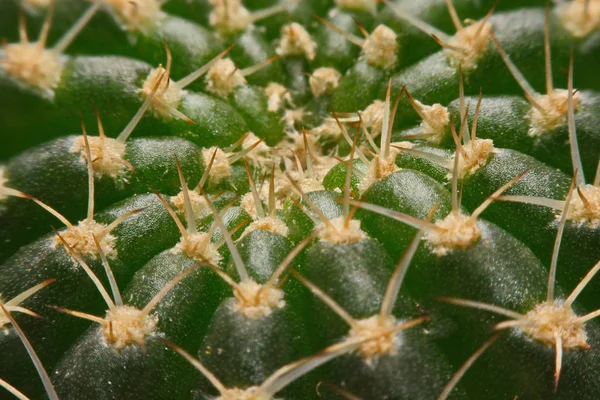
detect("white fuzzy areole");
top-left (358, 151), bottom-right (400, 193)
top-left (2, 43), bottom-right (62, 93)
top-left (264, 83), bottom-right (292, 112)
top-left (416, 101), bottom-right (449, 144)
top-left (425, 212), bottom-right (481, 256)
top-left (528, 90), bottom-right (581, 137)
top-left (103, 0), bottom-right (164, 33)
top-left (203, 146), bottom-right (231, 184)
top-left (70, 136), bottom-right (127, 179)
top-left (0, 167), bottom-right (8, 202)
top-left (209, 0), bottom-right (252, 34)
top-left (445, 20), bottom-right (492, 71)
top-left (102, 305), bottom-right (158, 349)
top-left (243, 216), bottom-right (289, 238)
top-left (278, 129), bottom-right (317, 166)
top-left (447, 138), bottom-right (495, 179)
top-left (141, 66), bottom-right (184, 120)
top-left (217, 387), bottom-right (272, 400)
top-left (266, 171), bottom-right (292, 203)
top-left (170, 189), bottom-right (208, 219)
top-left (276, 22), bottom-right (317, 61)
top-left (242, 132), bottom-right (269, 153)
top-left (241, 132), bottom-right (273, 171)
top-left (309, 67), bottom-right (341, 97)
top-left (362, 100), bottom-right (386, 137)
top-left (240, 192), bottom-right (260, 219)
top-left (565, 184), bottom-right (600, 227)
top-left (298, 177), bottom-right (326, 193)
top-left (556, 0), bottom-right (600, 38)
top-left (282, 108), bottom-right (309, 130)
top-left (335, 0), bottom-right (376, 14)
top-left (51, 219), bottom-right (116, 259)
top-left (233, 280), bottom-right (285, 320)
top-left (522, 301), bottom-right (587, 349)
top-left (317, 216), bottom-right (366, 244)
top-left (173, 232), bottom-right (223, 265)
top-left (311, 119), bottom-right (343, 140)
top-left (247, 163), bottom-right (290, 205)
top-left (362, 25), bottom-right (398, 70)
top-left (348, 315), bottom-right (399, 365)
top-left (205, 58), bottom-right (246, 98)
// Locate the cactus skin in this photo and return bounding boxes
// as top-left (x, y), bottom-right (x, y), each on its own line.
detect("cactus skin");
top-left (2, 0), bottom-right (600, 399)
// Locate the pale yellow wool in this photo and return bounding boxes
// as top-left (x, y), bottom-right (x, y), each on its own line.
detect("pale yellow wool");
top-left (103, 0), bottom-right (164, 33)
top-left (446, 20), bottom-right (492, 71)
top-left (243, 216), bottom-right (289, 238)
top-left (447, 138), bottom-right (495, 179)
top-left (141, 66), bottom-right (184, 120)
top-left (311, 119), bottom-right (343, 141)
top-left (51, 219), bottom-right (116, 258)
top-left (362, 100), bottom-right (386, 137)
top-left (240, 132), bottom-right (273, 171)
top-left (277, 130), bottom-right (319, 168)
top-left (202, 146), bottom-right (231, 184)
top-left (242, 132), bottom-right (270, 154)
top-left (170, 189), bottom-right (208, 219)
top-left (247, 165), bottom-right (291, 205)
top-left (415, 101), bottom-right (450, 144)
top-left (205, 59), bottom-right (246, 98)
top-left (349, 315), bottom-right (399, 365)
top-left (425, 212), bottom-right (481, 256)
top-left (556, 0), bottom-right (600, 38)
top-left (173, 232), bottom-right (222, 265)
top-left (282, 108), bottom-right (310, 130)
top-left (240, 192), bottom-right (261, 220)
top-left (208, 0), bottom-right (252, 34)
top-left (264, 83), bottom-right (292, 112)
top-left (71, 136), bottom-right (128, 179)
top-left (309, 67), bottom-right (341, 97)
top-left (268, 172), bottom-right (293, 203)
top-left (565, 184), bottom-right (600, 227)
top-left (316, 216), bottom-right (366, 244)
top-left (233, 280), bottom-right (285, 320)
top-left (359, 151), bottom-right (400, 193)
top-left (296, 177), bottom-right (325, 193)
top-left (522, 301), bottom-right (588, 349)
top-left (102, 305), bottom-right (158, 350)
top-left (276, 23), bottom-right (317, 61)
top-left (362, 25), bottom-right (398, 70)
top-left (528, 90), bottom-right (581, 137)
top-left (2, 43), bottom-right (62, 92)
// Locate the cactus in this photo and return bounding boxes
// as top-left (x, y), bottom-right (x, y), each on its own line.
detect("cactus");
top-left (1, 0), bottom-right (600, 399)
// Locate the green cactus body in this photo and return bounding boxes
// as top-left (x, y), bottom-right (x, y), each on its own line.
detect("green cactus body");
top-left (3, 0), bottom-right (600, 399)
